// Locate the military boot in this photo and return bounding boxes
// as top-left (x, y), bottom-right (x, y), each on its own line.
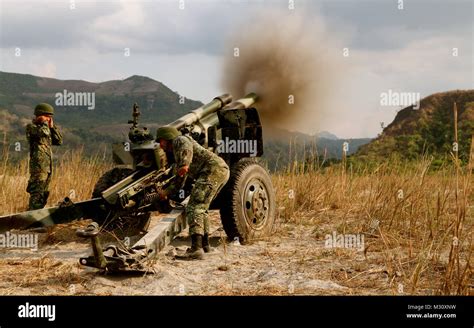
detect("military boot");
top-left (202, 233), bottom-right (211, 253)
top-left (176, 234), bottom-right (204, 260)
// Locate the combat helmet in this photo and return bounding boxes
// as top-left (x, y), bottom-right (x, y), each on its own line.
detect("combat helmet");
top-left (156, 126), bottom-right (180, 141)
top-left (34, 103), bottom-right (54, 116)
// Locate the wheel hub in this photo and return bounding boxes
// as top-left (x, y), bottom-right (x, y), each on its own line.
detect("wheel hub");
top-left (244, 178), bottom-right (269, 229)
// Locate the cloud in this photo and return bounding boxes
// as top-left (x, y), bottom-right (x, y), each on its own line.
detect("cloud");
top-left (321, 0), bottom-right (473, 50)
top-left (0, 0), bottom-right (472, 138)
top-left (321, 34), bottom-right (472, 138)
top-left (0, 1), bottom-right (113, 49)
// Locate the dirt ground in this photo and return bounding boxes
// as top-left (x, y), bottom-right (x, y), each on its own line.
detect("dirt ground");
top-left (0, 210), bottom-right (458, 296)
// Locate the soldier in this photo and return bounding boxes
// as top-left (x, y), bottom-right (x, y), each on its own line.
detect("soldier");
top-left (156, 126), bottom-right (230, 260)
top-left (26, 103), bottom-right (62, 210)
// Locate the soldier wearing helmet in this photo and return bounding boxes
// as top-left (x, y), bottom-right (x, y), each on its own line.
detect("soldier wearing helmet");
top-left (156, 126), bottom-right (229, 260)
top-left (25, 103), bottom-right (63, 210)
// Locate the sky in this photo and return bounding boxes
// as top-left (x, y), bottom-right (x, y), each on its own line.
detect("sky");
top-left (0, 0), bottom-right (472, 138)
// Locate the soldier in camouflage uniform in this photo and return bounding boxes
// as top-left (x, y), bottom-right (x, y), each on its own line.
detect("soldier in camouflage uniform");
top-left (26, 103), bottom-right (62, 210)
top-left (156, 126), bottom-right (229, 260)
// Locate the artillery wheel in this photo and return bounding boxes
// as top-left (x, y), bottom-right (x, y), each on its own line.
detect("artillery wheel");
top-left (91, 167), bottom-right (151, 237)
top-left (219, 158), bottom-right (276, 244)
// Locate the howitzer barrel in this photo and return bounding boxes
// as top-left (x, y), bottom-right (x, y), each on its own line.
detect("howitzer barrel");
top-left (223, 92), bottom-right (258, 110)
top-left (168, 93), bottom-right (232, 130)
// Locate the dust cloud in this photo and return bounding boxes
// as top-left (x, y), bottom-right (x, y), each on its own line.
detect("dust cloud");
top-left (221, 11), bottom-right (344, 137)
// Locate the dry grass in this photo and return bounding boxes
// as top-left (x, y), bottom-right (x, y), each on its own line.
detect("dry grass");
top-left (0, 146), bottom-right (472, 295)
top-left (0, 256), bottom-right (93, 295)
top-left (272, 158), bottom-right (473, 295)
top-left (0, 148), bottom-right (112, 215)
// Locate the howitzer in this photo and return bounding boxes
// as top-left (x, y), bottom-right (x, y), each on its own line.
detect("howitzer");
top-left (0, 92), bottom-right (275, 272)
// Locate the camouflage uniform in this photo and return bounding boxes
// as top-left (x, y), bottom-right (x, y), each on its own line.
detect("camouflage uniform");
top-left (165, 135), bottom-right (229, 236)
top-left (26, 120), bottom-right (62, 210)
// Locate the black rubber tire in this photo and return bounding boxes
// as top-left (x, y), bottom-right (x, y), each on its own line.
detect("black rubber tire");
top-left (219, 158), bottom-right (276, 244)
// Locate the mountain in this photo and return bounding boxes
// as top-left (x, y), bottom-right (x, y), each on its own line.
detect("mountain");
top-left (263, 127), bottom-right (371, 171)
top-left (0, 71), bottom-right (371, 170)
top-left (354, 90), bottom-right (474, 164)
top-left (317, 131), bottom-right (339, 140)
top-left (0, 71), bottom-right (202, 128)
top-left (0, 71), bottom-right (203, 153)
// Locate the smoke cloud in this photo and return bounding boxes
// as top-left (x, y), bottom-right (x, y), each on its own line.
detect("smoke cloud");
top-left (221, 10), bottom-right (344, 137)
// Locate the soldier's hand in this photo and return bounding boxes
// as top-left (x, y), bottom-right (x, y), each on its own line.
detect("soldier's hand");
top-left (35, 115), bottom-right (48, 124)
top-left (158, 190), bottom-right (168, 200)
top-left (177, 165), bottom-right (189, 177)
top-left (48, 117), bottom-right (54, 128)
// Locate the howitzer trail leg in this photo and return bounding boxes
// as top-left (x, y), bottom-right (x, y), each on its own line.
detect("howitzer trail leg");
top-left (78, 201), bottom-right (188, 272)
top-left (77, 223), bottom-right (107, 270)
top-left (0, 198), bottom-right (104, 233)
